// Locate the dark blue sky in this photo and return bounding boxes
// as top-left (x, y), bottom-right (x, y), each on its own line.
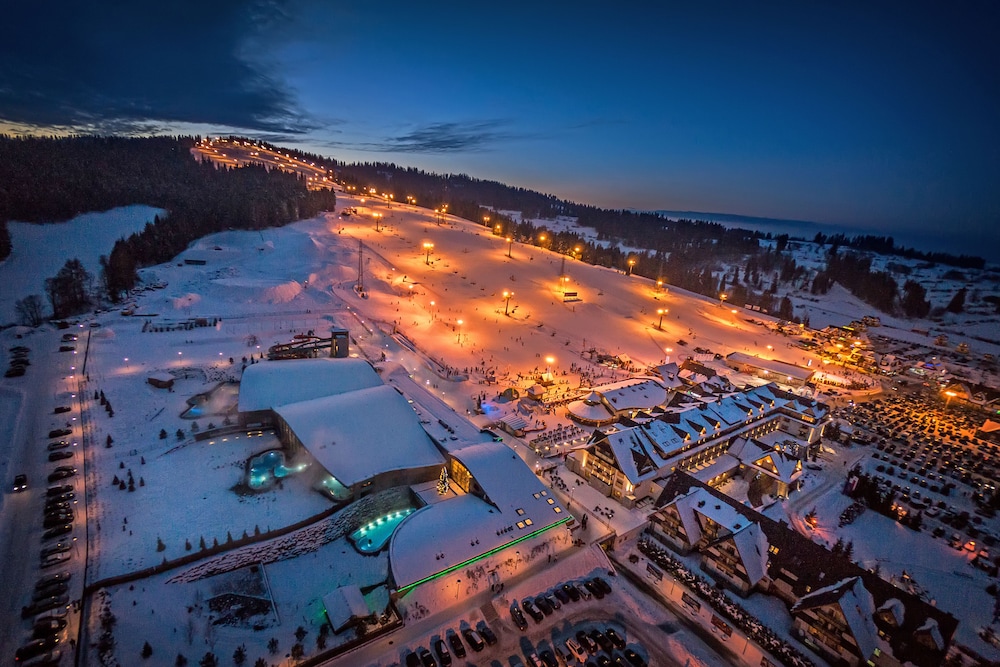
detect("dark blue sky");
top-left (2, 1), bottom-right (998, 253)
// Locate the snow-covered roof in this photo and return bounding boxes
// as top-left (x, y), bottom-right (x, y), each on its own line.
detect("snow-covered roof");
top-left (793, 576), bottom-right (881, 660)
top-left (322, 585), bottom-right (370, 633)
top-left (727, 352), bottom-right (815, 382)
top-left (728, 522), bottom-right (769, 587)
top-left (601, 429), bottom-right (659, 485)
top-left (238, 358), bottom-right (381, 413)
top-left (589, 377), bottom-right (668, 413)
top-left (390, 443), bottom-right (568, 590)
top-left (638, 419), bottom-right (688, 460)
top-left (566, 398), bottom-right (615, 423)
top-left (274, 384), bottom-right (444, 488)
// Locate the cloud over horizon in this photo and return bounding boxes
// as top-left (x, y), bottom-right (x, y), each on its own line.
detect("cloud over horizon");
top-left (0, 0), bottom-right (314, 135)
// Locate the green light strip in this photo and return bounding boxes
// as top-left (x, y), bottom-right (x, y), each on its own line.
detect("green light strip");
top-left (396, 516), bottom-right (571, 594)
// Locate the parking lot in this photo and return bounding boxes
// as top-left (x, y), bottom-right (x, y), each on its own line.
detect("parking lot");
top-left (844, 391), bottom-right (999, 566)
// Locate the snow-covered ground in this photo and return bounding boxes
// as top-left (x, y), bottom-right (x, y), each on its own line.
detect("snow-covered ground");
top-left (5, 188), bottom-right (997, 665)
top-left (0, 205), bottom-right (163, 325)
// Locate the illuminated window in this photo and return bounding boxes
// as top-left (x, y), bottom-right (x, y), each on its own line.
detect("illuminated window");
top-left (525, 518), bottom-right (533, 526)
top-left (546, 498), bottom-right (554, 505)
top-left (516, 508), bottom-right (525, 515)
top-left (516, 521), bottom-right (525, 529)
top-left (541, 490), bottom-right (548, 496)
top-left (768, 545), bottom-right (779, 555)
top-left (533, 492), bottom-right (541, 499)
top-left (554, 507), bottom-right (562, 513)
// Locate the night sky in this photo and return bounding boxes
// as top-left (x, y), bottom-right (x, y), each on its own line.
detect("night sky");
top-left (2, 1), bottom-right (998, 255)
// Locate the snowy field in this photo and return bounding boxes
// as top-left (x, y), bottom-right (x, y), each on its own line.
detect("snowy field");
top-left (0, 205), bottom-right (163, 325)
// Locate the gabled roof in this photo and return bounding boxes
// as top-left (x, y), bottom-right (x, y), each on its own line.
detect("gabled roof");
top-left (793, 576), bottom-right (881, 661)
top-left (655, 473), bottom-right (959, 667)
top-left (728, 522), bottom-right (769, 587)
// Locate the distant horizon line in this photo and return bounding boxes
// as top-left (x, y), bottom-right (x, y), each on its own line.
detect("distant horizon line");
top-left (637, 208), bottom-right (992, 264)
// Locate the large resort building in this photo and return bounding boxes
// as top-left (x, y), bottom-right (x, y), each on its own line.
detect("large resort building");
top-left (647, 473), bottom-right (957, 667)
top-left (566, 382), bottom-right (830, 506)
top-left (237, 356), bottom-right (570, 599)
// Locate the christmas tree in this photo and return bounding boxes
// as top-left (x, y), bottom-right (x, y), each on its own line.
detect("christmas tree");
top-left (437, 466), bottom-right (450, 495)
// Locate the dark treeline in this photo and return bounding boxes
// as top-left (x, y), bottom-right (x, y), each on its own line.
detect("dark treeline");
top-left (0, 135), bottom-right (336, 304)
top-left (814, 232), bottom-right (984, 270)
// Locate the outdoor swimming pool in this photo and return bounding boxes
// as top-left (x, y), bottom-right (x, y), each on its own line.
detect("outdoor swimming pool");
top-left (247, 449), bottom-right (308, 489)
top-left (349, 508), bottom-right (416, 554)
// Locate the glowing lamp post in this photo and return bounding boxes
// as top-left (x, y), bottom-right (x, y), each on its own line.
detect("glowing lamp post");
top-left (945, 390), bottom-right (957, 409)
top-left (423, 242), bottom-right (434, 265)
top-left (456, 319), bottom-right (463, 345)
top-left (506, 237), bottom-right (513, 259)
top-left (657, 308), bottom-right (667, 330)
top-left (627, 258), bottom-right (635, 275)
top-left (720, 292), bottom-right (728, 307)
top-left (373, 212), bottom-right (383, 232)
top-left (503, 290), bottom-right (514, 316)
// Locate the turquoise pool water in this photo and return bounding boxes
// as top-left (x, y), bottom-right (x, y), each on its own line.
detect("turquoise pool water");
top-left (349, 508), bottom-right (416, 554)
top-left (248, 449), bottom-right (307, 489)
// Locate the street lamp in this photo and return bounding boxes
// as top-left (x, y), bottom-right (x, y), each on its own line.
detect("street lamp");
top-left (657, 308), bottom-right (667, 330)
top-left (457, 319), bottom-right (463, 345)
top-left (506, 236), bottom-right (513, 259)
top-left (720, 292), bottom-right (728, 307)
top-left (423, 242), bottom-right (434, 265)
top-left (627, 258), bottom-right (635, 275)
top-left (484, 214), bottom-right (491, 229)
top-left (503, 290), bottom-right (514, 316)
top-left (373, 212), bottom-right (382, 232)
top-left (664, 347), bottom-right (673, 363)
top-left (945, 390), bottom-right (957, 409)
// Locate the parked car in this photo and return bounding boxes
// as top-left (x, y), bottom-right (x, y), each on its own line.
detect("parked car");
top-left (590, 629), bottom-right (613, 653)
top-left (47, 451), bottom-right (74, 462)
top-left (47, 467), bottom-right (76, 483)
top-left (40, 543), bottom-right (71, 559)
top-left (510, 603), bottom-right (528, 630)
top-left (33, 582), bottom-right (69, 601)
top-left (534, 595), bottom-right (554, 615)
top-left (46, 485), bottom-right (73, 497)
top-left (606, 628), bottom-right (626, 649)
top-left (47, 441), bottom-right (70, 451)
top-left (584, 580), bottom-right (604, 599)
top-left (20, 595), bottom-right (69, 619)
top-left (623, 648), bottom-right (647, 667)
top-left (562, 583), bottom-right (580, 602)
top-left (477, 621), bottom-right (497, 646)
top-left (43, 513), bottom-right (73, 529)
top-left (576, 631), bottom-right (598, 654)
top-left (405, 652), bottom-right (421, 667)
top-left (42, 525), bottom-right (72, 540)
top-left (53, 406), bottom-right (71, 414)
top-left (523, 598), bottom-right (544, 623)
top-left (592, 576), bottom-right (613, 595)
top-left (446, 630), bottom-right (466, 659)
top-left (36, 572), bottom-right (71, 589)
top-left (13, 473), bottom-right (28, 492)
top-left (433, 638), bottom-right (452, 666)
top-left (47, 429), bottom-right (71, 439)
top-left (32, 616), bottom-right (67, 637)
top-left (14, 637), bottom-right (59, 663)
top-left (416, 646), bottom-right (437, 667)
top-left (461, 628), bottom-right (485, 652)
top-left (41, 553), bottom-right (71, 569)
